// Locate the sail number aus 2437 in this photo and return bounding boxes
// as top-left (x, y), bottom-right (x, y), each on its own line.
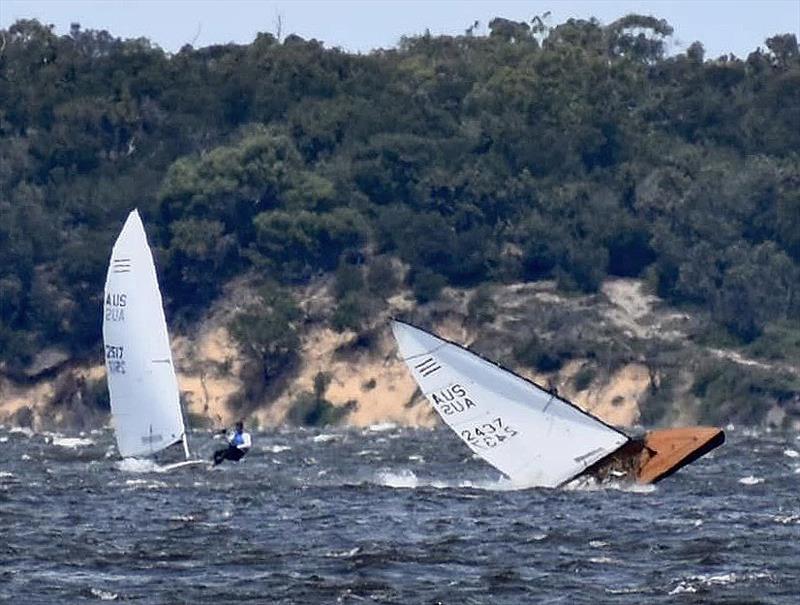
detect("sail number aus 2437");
top-left (430, 383), bottom-right (477, 415)
top-left (461, 417), bottom-right (518, 449)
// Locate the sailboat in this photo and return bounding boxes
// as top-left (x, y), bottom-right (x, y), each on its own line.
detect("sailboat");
top-left (103, 210), bottom-right (204, 469)
top-left (392, 320), bottom-right (724, 488)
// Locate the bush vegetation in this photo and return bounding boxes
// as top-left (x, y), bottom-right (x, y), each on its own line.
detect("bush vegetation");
top-left (0, 17), bottom-right (797, 400)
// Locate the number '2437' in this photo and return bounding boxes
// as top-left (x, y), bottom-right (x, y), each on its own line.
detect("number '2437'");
top-left (461, 417), bottom-right (517, 449)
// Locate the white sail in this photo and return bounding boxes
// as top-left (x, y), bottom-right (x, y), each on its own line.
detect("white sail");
top-left (392, 320), bottom-right (629, 487)
top-left (103, 210), bottom-right (186, 459)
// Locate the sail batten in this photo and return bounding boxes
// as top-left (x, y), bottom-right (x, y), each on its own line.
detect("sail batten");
top-left (103, 210), bottom-right (186, 459)
top-left (392, 320), bottom-right (629, 487)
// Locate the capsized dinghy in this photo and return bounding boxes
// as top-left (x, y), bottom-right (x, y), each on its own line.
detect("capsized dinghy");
top-left (391, 320), bottom-right (723, 487)
top-left (103, 210), bottom-right (204, 469)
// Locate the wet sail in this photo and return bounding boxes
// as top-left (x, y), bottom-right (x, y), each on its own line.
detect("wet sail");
top-left (103, 210), bottom-right (186, 459)
top-left (392, 320), bottom-right (629, 487)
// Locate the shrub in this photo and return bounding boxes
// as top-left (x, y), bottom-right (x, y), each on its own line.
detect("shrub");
top-left (692, 360), bottom-right (800, 425)
top-left (333, 261), bottom-right (365, 300)
top-left (572, 365), bottom-right (596, 392)
top-left (411, 268), bottom-right (446, 303)
top-left (228, 284), bottom-right (301, 395)
top-left (467, 285), bottom-right (496, 325)
top-left (285, 372), bottom-right (353, 426)
top-left (366, 256), bottom-right (400, 298)
top-left (331, 292), bottom-right (366, 333)
top-left (513, 335), bottom-right (563, 372)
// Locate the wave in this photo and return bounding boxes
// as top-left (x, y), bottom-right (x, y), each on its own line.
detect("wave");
top-left (89, 588), bottom-right (119, 601)
top-left (324, 547), bottom-right (360, 559)
top-left (367, 468), bottom-right (659, 493)
top-left (365, 422), bottom-right (398, 433)
top-left (738, 475), bottom-right (764, 485)
top-left (50, 436), bottom-right (95, 449)
top-left (564, 476), bottom-right (657, 493)
top-left (312, 434), bottom-right (339, 443)
top-left (371, 469), bottom-right (526, 491)
top-left (668, 571), bottom-right (772, 595)
top-left (124, 478), bottom-right (168, 490)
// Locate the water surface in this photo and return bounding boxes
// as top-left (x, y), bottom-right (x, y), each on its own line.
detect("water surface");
top-left (1, 425), bottom-right (798, 603)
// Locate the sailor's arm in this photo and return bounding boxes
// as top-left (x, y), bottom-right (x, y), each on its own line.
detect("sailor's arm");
top-left (237, 432), bottom-right (252, 450)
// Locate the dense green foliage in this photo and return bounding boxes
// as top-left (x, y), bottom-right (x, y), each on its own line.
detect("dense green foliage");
top-left (284, 371), bottom-right (353, 426)
top-left (227, 284), bottom-right (300, 401)
top-left (1, 17), bottom-right (799, 372)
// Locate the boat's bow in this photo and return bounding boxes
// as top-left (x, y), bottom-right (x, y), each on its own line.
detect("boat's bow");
top-left (636, 426), bottom-right (725, 483)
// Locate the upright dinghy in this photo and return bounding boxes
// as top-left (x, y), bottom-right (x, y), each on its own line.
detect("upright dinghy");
top-left (103, 210), bottom-right (203, 468)
top-left (392, 320), bottom-right (724, 487)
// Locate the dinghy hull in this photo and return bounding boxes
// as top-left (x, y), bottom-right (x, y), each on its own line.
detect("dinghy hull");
top-left (636, 426), bottom-right (725, 483)
top-left (580, 426), bottom-right (725, 484)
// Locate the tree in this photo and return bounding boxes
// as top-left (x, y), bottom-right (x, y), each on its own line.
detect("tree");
top-left (228, 285), bottom-right (301, 394)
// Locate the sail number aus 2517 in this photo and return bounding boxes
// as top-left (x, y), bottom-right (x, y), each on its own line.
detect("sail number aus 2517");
top-left (461, 417), bottom-right (517, 449)
top-left (105, 345), bottom-right (126, 374)
top-left (105, 292), bottom-right (127, 322)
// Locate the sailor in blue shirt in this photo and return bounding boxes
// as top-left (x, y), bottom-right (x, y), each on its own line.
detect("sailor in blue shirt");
top-left (213, 421), bottom-right (252, 465)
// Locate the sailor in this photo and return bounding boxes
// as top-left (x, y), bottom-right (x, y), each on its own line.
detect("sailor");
top-left (212, 421), bottom-right (252, 465)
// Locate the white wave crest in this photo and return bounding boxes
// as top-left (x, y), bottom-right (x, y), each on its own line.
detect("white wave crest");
top-left (375, 469), bottom-right (421, 488)
top-left (90, 588), bottom-right (118, 601)
top-left (312, 434), bottom-right (339, 443)
top-left (116, 457), bottom-right (161, 473)
top-left (564, 477), bottom-right (657, 493)
top-left (265, 445), bottom-right (291, 453)
top-left (738, 475), bottom-right (764, 485)
top-left (372, 469), bottom-right (523, 492)
top-left (669, 571), bottom-right (771, 595)
top-left (51, 436), bottom-right (94, 448)
top-left (325, 547), bottom-right (360, 558)
top-left (124, 478), bottom-right (168, 489)
top-left (366, 422), bottom-right (397, 432)
top-left (783, 449), bottom-right (799, 458)
top-left (588, 556), bottom-right (617, 564)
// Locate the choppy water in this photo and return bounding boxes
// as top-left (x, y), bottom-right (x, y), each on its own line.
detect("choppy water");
top-left (1, 424), bottom-right (798, 604)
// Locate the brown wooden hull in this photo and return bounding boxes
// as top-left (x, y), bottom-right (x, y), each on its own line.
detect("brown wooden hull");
top-left (579, 426), bottom-right (725, 484)
top-left (636, 426), bottom-right (725, 484)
